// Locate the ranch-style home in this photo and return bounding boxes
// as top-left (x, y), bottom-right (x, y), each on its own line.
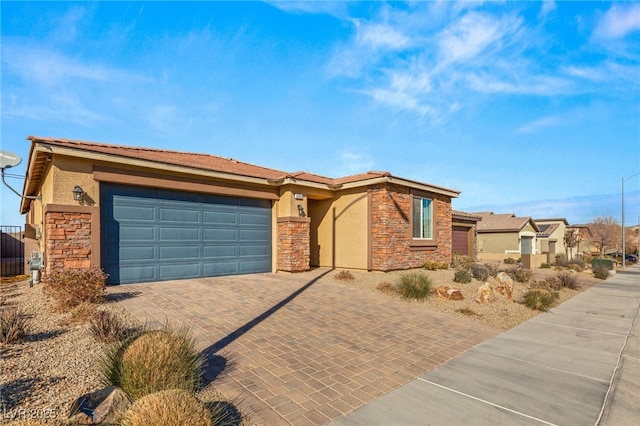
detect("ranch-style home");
top-left (475, 212), bottom-right (540, 263)
top-left (20, 136), bottom-right (460, 284)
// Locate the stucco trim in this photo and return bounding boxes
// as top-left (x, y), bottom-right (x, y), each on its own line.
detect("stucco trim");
top-left (277, 216), bottom-right (311, 223)
top-left (43, 204), bottom-right (101, 268)
top-left (367, 189), bottom-right (373, 271)
top-left (93, 167), bottom-right (280, 200)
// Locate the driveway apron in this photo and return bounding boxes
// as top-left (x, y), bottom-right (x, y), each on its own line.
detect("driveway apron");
top-left (110, 268), bottom-right (499, 425)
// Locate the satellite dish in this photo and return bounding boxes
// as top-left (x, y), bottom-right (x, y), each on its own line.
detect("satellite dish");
top-left (0, 150), bottom-right (22, 169)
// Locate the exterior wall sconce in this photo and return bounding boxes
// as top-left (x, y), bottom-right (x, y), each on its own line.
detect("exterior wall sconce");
top-left (297, 204), bottom-right (306, 217)
top-left (72, 185), bottom-right (84, 203)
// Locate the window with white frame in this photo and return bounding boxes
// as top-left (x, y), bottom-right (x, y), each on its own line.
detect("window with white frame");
top-left (413, 196), bottom-right (432, 239)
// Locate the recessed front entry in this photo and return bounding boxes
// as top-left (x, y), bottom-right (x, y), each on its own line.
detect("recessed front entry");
top-left (101, 184), bottom-right (271, 284)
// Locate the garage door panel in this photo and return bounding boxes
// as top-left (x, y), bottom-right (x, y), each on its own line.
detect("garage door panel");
top-left (203, 245), bottom-right (237, 258)
top-left (159, 263), bottom-right (200, 280)
top-left (159, 227), bottom-right (200, 241)
top-left (203, 210), bottom-right (237, 225)
top-left (102, 183), bottom-right (271, 284)
top-left (113, 205), bottom-right (155, 221)
top-left (203, 228), bottom-right (237, 241)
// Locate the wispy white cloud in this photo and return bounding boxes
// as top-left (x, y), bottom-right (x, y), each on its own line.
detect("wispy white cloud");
top-left (265, 1), bottom-right (349, 19)
top-left (514, 115), bottom-right (564, 135)
top-left (4, 94), bottom-right (108, 125)
top-left (354, 20), bottom-right (412, 50)
top-left (538, 0), bottom-right (556, 20)
top-left (337, 149), bottom-right (375, 176)
top-left (592, 3), bottom-right (640, 40)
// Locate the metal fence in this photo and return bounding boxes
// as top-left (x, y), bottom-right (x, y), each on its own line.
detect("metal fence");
top-left (1, 226), bottom-right (24, 276)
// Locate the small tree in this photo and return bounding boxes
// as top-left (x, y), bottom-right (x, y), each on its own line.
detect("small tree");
top-left (588, 216), bottom-right (620, 258)
top-left (564, 229), bottom-right (581, 260)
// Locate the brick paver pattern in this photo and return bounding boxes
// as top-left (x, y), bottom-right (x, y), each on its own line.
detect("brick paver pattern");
top-left (110, 269), bottom-right (499, 425)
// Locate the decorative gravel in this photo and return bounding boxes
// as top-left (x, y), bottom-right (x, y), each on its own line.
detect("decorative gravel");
top-left (0, 278), bottom-right (250, 425)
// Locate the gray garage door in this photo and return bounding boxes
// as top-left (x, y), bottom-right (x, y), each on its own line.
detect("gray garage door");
top-left (101, 184), bottom-right (272, 284)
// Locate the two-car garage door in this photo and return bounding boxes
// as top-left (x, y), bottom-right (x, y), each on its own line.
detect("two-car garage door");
top-left (101, 184), bottom-right (272, 284)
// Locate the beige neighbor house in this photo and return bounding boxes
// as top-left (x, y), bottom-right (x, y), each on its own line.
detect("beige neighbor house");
top-left (475, 212), bottom-right (544, 267)
top-left (534, 218), bottom-right (569, 262)
top-left (20, 136), bottom-right (460, 284)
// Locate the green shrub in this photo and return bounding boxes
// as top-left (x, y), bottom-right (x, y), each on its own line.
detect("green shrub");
top-left (424, 261), bottom-right (448, 270)
top-left (120, 389), bottom-right (212, 426)
top-left (522, 289), bottom-right (559, 311)
top-left (556, 270), bottom-right (580, 290)
top-left (503, 257), bottom-right (517, 265)
top-left (593, 266), bottom-right (610, 280)
top-left (396, 272), bottom-right (432, 300)
top-left (101, 324), bottom-right (203, 400)
top-left (507, 265), bottom-right (533, 283)
top-left (453, 269), bottom-right (472, 284)
top-left (451, 254), bottom-right (474, 270)
top-left (0, 306), bottom-right (29, 345)
top-left (470, 264), bottom-right (489, 282)
top-left (90, 310), bottom-right (129, 343)
top-left (43, 268), bottom-right (107, 310)
top-left (540, 263), bottom-right (551, 269)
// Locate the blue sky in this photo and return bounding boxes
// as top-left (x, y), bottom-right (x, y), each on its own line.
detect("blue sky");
top-left (1, 1), bottom-right (639, 227)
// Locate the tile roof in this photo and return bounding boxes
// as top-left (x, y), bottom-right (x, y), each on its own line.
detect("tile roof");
top-left (24, 136), bottom-right (459, 195)
top-left (452, 210), bottom-right (482, 221)
top-left (475, 212), bottom-right (539, 233)
top-left (536, 223), bottom-right (560, 237)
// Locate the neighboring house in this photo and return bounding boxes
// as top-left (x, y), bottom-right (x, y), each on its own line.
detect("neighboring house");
top-left (475, 212), bottom-right (540, 263)
top-left (451, 210), bottom-right (481, 258)
top-left (20, 136), bottom-right (460, 284)
top-left (534, 218), bottom-right (569, 261)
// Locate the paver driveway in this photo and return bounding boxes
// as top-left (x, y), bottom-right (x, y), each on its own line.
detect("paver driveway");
top-left (109, 268), bottom-right (499, 425)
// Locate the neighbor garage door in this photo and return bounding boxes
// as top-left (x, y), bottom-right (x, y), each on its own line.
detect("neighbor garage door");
top-left (452, 226), bottom-right (470, 256)
top-left (101, 184), bottom-right (272, 284)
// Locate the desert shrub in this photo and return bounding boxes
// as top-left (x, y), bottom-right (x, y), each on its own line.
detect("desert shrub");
top-left (334, 270), bottom-right (354, 280)
top-left (483, 263), bottom-right (500, 277)
top-left (396, 272), bottom-right (432, 300)
top-left (540, 263), bottom-right (551, 269)
top-left (507, 265), bottom-right (533, 283)
top-left (43, 268), bottom-right (107, 310)
top-left (522, 289), bottom-right (559, 311)
top-left (205, 400), bottom-right (243, 426)
top-left (554, 254), bottom-right (568, 267)
top-left (453, 268), bottom-right (472, 284)
top-left (65, 302), bottom-right (98, 325)
top-left (503, 257), bottom-right (517, 265)
top-left (376, 281), bottom-right (396, 294)
top-left (530, 277), bottom-right (562, 291)
top-left (0, 306), bottom-right (29, 345)
top-left (555, 270), bottom-right (580, 290)
top-left (470, 264), bottom-right (489, 282)
top-left (120, 389), bottom-right (212, 426)
top-left (567, 261), bottom-right (584, 272)
top-left (593, 266), bottom-right (610, 280)
top-left (451, 254), bottom-right (474, 270)
top-left (90, 310), bottom-right (128, 343)
top-left (101, 324), bottom-right (203, 400)
top-left (424, 261), bottom-right (448, 270)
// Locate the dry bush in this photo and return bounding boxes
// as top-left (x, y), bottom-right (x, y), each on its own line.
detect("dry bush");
top-left (507, 265), bottom-right (533, 283)
top-left (0, 306), bottom-right (29, 345)
top-left (521, 289), bottom-right (559, 311)
top-left (334, 270), bottom-right (354, 280)
top-left (376, 281), bottom-right (396, 294)
top-left (593, 266), bottom-right (610, 280)
top-left (470, 264), bottom-right (489, 282)
top-left (43, 268), bottom-right (107, 310)
top-left (396, 272), bottom-right (432, 300)
top-left (453, 269), bottom-right (472, 284)
top-left (120, 389), bottom-right (212, 426)
top-left (555, 270), bottom-right (580, 290)
top-left (90, 310), bottom-right (129, 343)
top-left (451, 254), bottom-right (474, 270)
top-left (424, 261), bottom-right (449, 271)
top-left (101, 325), bottom-right (203, 400)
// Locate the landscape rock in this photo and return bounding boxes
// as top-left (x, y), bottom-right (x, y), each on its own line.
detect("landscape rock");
top-left (68, 386), bottom-right (131, 425)
top-left (474, 283), bottom-right (494, 304)
top-left (494, 272), bottom-right (515, 301)
top-left (435, 285), bottom-right (464, 300)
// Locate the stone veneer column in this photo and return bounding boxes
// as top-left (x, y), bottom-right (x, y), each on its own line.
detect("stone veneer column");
top-left (45, 211), bottom-right (93, 270)
top-left (277, 217), bottom-right (311, 272)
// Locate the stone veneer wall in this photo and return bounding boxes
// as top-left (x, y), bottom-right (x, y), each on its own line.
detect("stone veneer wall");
top-left (277, 217), bottom-right (311, 272)
top-left (370, 183), bottom-right (452, 271)
top-left (45, 212), bottom-right (92, 270)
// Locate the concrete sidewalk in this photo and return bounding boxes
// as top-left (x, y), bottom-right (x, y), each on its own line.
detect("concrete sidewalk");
top-left (331, 266), bottom-right (640, 426)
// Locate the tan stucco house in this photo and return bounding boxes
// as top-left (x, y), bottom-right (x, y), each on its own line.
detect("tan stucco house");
top-left (20, 136), bottom-right (460, 284)
top-left (475, 212), bottom-right (540, 263)
top-left (534, 218), bottom-right (569, 261)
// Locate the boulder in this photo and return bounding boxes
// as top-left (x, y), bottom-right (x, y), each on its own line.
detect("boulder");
top-left (69, 386), bottom-right (131, 425)
top-left (435, 285), bottom-right (464, 300)
top-left (494, 272), bottom-right (515, 301)
top-left (474, 283), bottom-right (494, 304)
